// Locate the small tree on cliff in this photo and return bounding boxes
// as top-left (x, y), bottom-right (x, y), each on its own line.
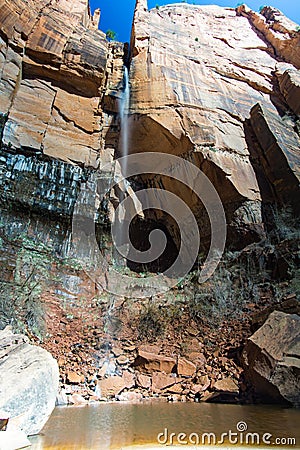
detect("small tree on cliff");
top-left (106, 29), bottom-right (117, 41)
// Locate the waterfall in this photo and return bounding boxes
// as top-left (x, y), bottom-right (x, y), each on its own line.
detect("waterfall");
top-left (113, 66), bottom-right (131, 264)
top-left (119, 66), bottom-right (130, 168)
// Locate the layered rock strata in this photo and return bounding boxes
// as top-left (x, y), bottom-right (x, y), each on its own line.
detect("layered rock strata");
top-left (1, 0), bottom-right (299, 265)
top-left (0, 0), bottom-right (125, 282)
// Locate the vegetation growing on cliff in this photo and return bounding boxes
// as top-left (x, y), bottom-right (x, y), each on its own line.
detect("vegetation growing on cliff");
top-left (106, 29), bottom-right (117, 40)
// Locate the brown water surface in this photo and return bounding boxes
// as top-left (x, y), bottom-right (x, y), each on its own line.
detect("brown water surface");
top-left (29, 402), bottom-right (300, 449)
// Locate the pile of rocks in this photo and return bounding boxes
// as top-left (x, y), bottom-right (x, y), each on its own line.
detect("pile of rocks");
top-left (56, 339), bottom-right (241, 405)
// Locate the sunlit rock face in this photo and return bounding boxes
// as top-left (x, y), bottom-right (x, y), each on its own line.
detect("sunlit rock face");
top-left (129, 2), bottom-right (300, 248)
top-left (0, 0), bottom-right (108, 166)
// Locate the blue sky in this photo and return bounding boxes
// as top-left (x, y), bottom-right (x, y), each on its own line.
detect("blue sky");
top-left (90, 0), bottom-right (300, 42)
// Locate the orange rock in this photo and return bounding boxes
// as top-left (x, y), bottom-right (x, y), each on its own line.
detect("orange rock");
top-left (177, 357), bottom-right (196, 377)
top-left (133, 350), bottom-right (176, 374)
top-left (189, 352), bottom-right (206, 366)
top-left (97, 371), bottom-right (135, 398)
top-left (97, 376), bottom-right (125, 398)
top-left (152, 373), bottom-right (179, 393)
top-left (139, 344), bottom-right (161, 354)
top-left (191, 375), bottom-right (210, 394)
top-left (112, 347), bottom-right (123, 357)
top-left (117, 355), bottom-right (129, 365)
top-left (166, 383), bottom-right (183, 394)
top-left (122, 371), bottom-right (135, 389)
top-left (66, 371), bottom-right (84, 384)
top-left (214, 377), bottom-right (239, 393)
top-left (136, 373), bottom-right (151, 389)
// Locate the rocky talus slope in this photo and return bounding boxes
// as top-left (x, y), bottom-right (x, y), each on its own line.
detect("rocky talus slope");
top-left (0, 0), bottom-right (299, 408)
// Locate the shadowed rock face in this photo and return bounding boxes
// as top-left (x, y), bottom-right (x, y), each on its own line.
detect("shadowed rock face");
top-left (242, 311), bottom-right (300, 407)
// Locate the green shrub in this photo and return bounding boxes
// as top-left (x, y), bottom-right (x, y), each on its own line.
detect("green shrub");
top-left (106, 29), bottom-right (117, 41)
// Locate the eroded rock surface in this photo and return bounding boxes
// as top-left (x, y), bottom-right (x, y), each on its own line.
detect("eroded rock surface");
top-left (0, 0), bottom-right (123, 304)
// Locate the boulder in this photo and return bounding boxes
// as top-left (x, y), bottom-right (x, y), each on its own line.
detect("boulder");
top-left (68, 393), bottom-right (88, 406)
top-left (117, 355), bottom-right (129, 365)
top-left (152, 373), bottom-right (181, 393)
top-left (214, 377), bottom-right (239, 393)
top-left (133, 350), bottom-right (176, 374)
top-left (116, 392), bottom-right (143, 402)
top-left (123, 371), bottom-right (135, 389)
top-left (97, 371), bottom-right (135, 398)
top-left (136, 373), bottom-right (152, 389)
top-left (97, 376), bottom-right (125, 398)
top-left (66, 371), bottom-right (84, 384)
top-left (242, 311), bottom-right (300, 407)
top-left (0, 327), bottom-right (59, 435)
top-left (56, 389), bottom-right (69, 406)
top-left (177, 357), bottom-right (196, 377)
top-left (191, 375), bottom-right (210, 394)
top-left (0, 428), bottom-right (31, 450)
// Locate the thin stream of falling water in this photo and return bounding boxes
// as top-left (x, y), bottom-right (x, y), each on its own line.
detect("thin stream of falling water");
top-left (96, 67), bottom-right (131, 393)
top-left (114, 66), bottom-right (131, 261)
top-left (119, 66), bottom-right (130, 171)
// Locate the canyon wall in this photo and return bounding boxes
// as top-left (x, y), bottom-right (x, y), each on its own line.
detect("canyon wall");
top-left (0, 0), bottom-right (299, 407)
top-left (0, 0), bottom-right (125, 330)
top-left (0, 0), bottom-right (299, 309)
top-left (128, 1), bottom-right (300, 250)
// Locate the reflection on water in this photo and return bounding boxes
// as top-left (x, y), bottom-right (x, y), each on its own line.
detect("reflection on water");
top-left (29, 402), bottom-right (300, 450)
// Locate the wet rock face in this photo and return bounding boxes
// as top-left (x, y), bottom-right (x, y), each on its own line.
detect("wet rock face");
top-left (0, 327), bottom-right (59, 435)
top-left (0, 1), bottom-right (123, 276)
top-left (129, 2), bottom-right (300, 246)
top-left (0, 0), bottom-right (122, 194)
top-left (0, 149), bottom-right (86, 217)
top-left (242, 311), bottom-right (300, 407)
